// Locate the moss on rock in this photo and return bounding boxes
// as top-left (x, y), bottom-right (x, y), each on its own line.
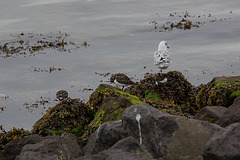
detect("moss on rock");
top-left (81, 96), bottom-right (132, 144)
top-left (87, 84), bottom-right (142, 113)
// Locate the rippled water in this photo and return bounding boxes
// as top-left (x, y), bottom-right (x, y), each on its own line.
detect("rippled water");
top-left (1, 0), bottom-right (240, 130)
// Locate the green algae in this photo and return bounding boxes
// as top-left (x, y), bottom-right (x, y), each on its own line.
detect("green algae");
top-left (96, 84), bottom-right (143, 105)
top-left (227, 90), bottom-right (240, 106)
top-left (215, 81), bottom-right (240, 87)
top-left (144, 90), bottom-right (161, 101)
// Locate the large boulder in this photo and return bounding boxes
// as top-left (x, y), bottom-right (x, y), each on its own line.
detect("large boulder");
top-left (216, 95), bottom-right (240, 127)
top-left (194, 106), bottom-right (227, 123)
top-left (79, 137), bottom-right (153, 160)
top-left (16, 133), bottom-right (82, 160)
top-left (0, 134), bottom-right (42, 160)
top-left (83, 103), bottom-right (222, 160)
top-left (203, 123), bottom-right (240, 160)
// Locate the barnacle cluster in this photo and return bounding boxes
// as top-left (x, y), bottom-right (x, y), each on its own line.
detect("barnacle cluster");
top-left (0, 32), bottom-right (89, 58)
top-left (150, 11), bottom-right (232, 32)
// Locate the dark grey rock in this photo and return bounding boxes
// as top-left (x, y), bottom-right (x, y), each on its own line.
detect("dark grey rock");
top-left (83, 103), bottom-right (222, 160)
top-left (0, 134), bottom-right (43, 160)
top-left (16, 133), bottom-right (82, 160)
top-left (194, 106), bottom-right (227, 123)
top-left (83, 120), bottom-right (127, 155)
top-left (216, 95), bottom-right (240, 127)
top-left (80, 137), bottom-right (153, 160)
top-left (80, 149), bottom-right (152, 160)
top-left (203, 122), bottom-right (240, 160)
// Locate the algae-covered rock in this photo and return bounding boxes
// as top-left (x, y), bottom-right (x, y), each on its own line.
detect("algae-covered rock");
top-left (82, 88), bottom-right (135, 143)
top-left (125, 71), bottom-right (197, 116)
top-left (196, 76), bottom-right (240, 109)
top-left (31, 98), bottom-right (92, 136)
top-left (87, 84), bottom-right (143, 112)
top-left (0, 127), bottom-right (30, 151)
top-left (80, 84), bottom-right (142, 143)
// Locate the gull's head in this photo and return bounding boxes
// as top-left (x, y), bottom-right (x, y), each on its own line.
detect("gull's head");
top-left (158, 41), bottom-right (169, 51)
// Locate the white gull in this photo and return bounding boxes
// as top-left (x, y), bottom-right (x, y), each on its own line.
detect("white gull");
top-left (153, 41), bottom-right (172, 73)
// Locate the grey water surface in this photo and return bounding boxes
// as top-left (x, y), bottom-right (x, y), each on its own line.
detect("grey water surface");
top-left (0, 0), bottom-right (240, 130)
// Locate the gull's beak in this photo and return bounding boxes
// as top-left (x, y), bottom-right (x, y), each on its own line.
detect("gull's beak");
top-left (167, 45), bottom-right (170, 49)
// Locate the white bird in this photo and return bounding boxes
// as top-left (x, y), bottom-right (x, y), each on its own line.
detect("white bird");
top-left (153, 41), bottom-right (172, 73)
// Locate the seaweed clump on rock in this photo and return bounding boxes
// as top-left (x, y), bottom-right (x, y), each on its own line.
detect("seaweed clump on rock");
top-left (0, 126), bottom-right (30, 151)
top-left (31, 98), bottom-right (92, 137)
top-left (125, 71), bottom-right (198, 116)
top-left (196, 76), bottom-right (240, 109)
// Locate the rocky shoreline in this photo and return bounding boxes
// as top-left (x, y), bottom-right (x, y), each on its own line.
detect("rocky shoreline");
top-left (1, 71), bottom-right (240, 160)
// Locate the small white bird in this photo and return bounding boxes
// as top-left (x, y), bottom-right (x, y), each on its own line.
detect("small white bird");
top-left (153, 41), bottom-right (172, 73)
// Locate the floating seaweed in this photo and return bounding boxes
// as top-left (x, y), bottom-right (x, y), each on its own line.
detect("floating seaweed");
top-left (0, 31), bottom-right (90, 58)
top-left (22, 96), bottom-right (52, 114)
top-left (31, 66), bottom-right (65, 73)
top-left (150, 11), bottom-right (232, 32)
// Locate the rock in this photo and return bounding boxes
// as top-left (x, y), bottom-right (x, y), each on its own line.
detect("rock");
top-left (0, 127), bottom-right (30, 151)
top-left (80, 137), bottom-right (153, 160)
top-left (203, 122), bottom-right (240, 160)
top-left (196, 76), bottom-right (240, 108)
top-left (16, 133), bottom-right (82, 160)
top-left (83, 103), bottom-right (222, 160)
top-left (111, 136), bottom-right (152, 159)
top-left (83, 120), bottom-right (126, 155)
top-left (194, 106), bottom-right (227, 123)
top-left (216, 95), bottom-right (240, 127)
top-left (81, 97), bottom-right (132, 143)
top-left (0, 134), bottom-right (42, 160)
top-left (87, 84), bottom-right (143, 111)
top-left (32, 98), bottom-right (92, 136)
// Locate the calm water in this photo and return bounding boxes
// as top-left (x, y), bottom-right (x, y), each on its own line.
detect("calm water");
top-left (0, 0), bottom-right (240, 131)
